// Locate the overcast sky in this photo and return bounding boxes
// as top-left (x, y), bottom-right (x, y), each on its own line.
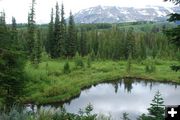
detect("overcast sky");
top-left (0, 0), bottom-right (176, 24)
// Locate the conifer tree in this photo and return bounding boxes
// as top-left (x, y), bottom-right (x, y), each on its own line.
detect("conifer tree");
top-left (27, 0), bottom-right (36, 62)
top-left (148, 91), bottom-right (165, 119)
top-left (164, 0), bottom-right (180, 47)
top-left (125, 27), bottom-right (135, 59)
top-left (80, 28), bottom-right (87, 56)
top-left (140, 38), bottom-right (147, 59)
top-left (34, 29), bottom-right (42, 64)
top-left (138, 91), bottom-right (165, 120)
top-left (67, 11), bottom-right (77, 57)
top-left (0, 13), bottom-right (26, 109)
top-left (165, 17), bottom-right (180, 48)
top-left (0, 11), bottom-right (9, 48)
top-left (60, 3), bottom-right (66, 56)
top-left (11, 17), bottom-right (17, 39)
top-left (0, 11), bottom-right (6, 25)
top-left (164, 0), bottom-right (180, 70)
top-left (11, 17), bottom-right (19, 49)
top-left (46, 8), bottom-right (54, 55)
top-left (53, 2), bottom-right (61, 58)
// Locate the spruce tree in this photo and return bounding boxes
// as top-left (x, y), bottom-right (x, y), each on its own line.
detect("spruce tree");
top-left (34, 29), bottom-right (42, 64)
top-left (164, 0), bottom-right (180, 70)
top-left (60, 3), bottom-right (66, 56)
top-left (125, 27), bottom-right (135, 59)
top-left (80, 28), bottom-right (87, 56)
top-left (53, 2), bottom-right (61, 58)
top-left (0, 13), bottom-right (26, 109)
top-left (0, 11), bottom-right (10, 49)
top-left (138, 91), bottom-right (165, 120)
top-left (46, 8), bottom-right (54, 56)
top-left (27, 0), bottom-right (36, 62)
top-left (164, 0), bottom-right (180, 47)
top-left (11, 17), bottom-right (17, 42)
top-left (148, 91), bottom-right (165, 119)
top-left (67, 11), bottom-right (77, 57)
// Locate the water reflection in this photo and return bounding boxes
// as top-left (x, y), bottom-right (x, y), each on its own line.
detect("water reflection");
top-left (62, 79), bottom-right (180, 120)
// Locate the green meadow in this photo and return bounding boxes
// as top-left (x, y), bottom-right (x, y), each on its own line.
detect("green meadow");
top-left (24, 58), bottom-right (180, 104)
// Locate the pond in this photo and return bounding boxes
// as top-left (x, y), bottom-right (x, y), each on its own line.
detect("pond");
top-left (29, 79), bottom-right (180, 120)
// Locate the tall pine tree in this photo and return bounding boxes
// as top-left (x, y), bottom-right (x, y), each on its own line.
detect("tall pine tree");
top-left (34, 29), bottom-right (42, 64)
top-left (60, 3), bottom-right (66, 57)
top-left (125, 27), bottom-right (135, 59)
top-left (79, 28), bottom-right (87, 56)
top-left (53, 2), bottom-right (61, 58)
top-left (11, 17), bottom-right (18, 47)
top-left (0, 11), bottom-right (10, 49)
top-left (0, 12), bottom-right (26, 109)
top-left (67, 11), bottom-right (77, 57)
top-left (27, 0), bottom-right (36, 62)
top-left (46, 8), bottom-right (54, 56)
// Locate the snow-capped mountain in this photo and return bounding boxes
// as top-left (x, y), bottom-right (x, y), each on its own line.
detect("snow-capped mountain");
top-left (74, 5), bottom-right (180, 23)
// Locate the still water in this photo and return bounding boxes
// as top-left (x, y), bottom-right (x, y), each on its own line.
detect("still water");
top-left (33, 79), bottom-right (180, 120)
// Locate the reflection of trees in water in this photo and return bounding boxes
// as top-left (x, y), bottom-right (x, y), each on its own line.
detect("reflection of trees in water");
top-left (175, 84), bottom-right (178, 89)
top-left (112, 80), bottom-right (125, 93)
top-left (112, 79), bottom-right (134, 93)
top-left (112, 81), bottom-right (119, 93)
top-left (138, 79), bottom-right (154, 91)
top-left (124, 79), bottom-right (133, 93)
top-left (149, 81), bottom-right (153, 90)
top-left (119, 79), bottom-right (122, 87)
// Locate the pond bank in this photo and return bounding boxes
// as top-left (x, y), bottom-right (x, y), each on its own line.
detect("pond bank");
top-left (24, 60), bottom-right (180, 105)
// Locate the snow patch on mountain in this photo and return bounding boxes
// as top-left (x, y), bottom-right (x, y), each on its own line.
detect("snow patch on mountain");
top-left (156, 10), bottom-right (167, 17)
top-left (74, 5), bottom-right (180, 23)
top-left (120, 10), bottom-right (129, 14)
top-left (139, 10), bottom-right (149, 15)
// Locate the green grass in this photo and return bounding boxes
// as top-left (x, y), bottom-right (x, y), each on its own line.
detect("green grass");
top-left (24, 59), bottom-right (180, 104)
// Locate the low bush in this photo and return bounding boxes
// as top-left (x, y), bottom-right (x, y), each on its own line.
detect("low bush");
top-left (75, 52), bottom-right (84, 69)
top-left (145, 57), bottom-right (156, 73)
top-left (87, 54), bottom-right (92, 68)
top-left (63, 61), bottom-right (71, 74)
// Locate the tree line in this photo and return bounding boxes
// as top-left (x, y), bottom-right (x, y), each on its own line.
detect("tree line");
top-left (25, 0), bottom-right (180, 62)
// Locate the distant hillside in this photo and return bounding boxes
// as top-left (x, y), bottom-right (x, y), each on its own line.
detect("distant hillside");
top-left (74, 5), bottom-right (180, 23)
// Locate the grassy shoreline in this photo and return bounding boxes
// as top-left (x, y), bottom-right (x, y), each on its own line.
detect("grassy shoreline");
top-left (24, 59), bottom-right (180, 105)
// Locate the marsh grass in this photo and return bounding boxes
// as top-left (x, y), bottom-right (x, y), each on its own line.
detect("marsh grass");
top-left (24, 58), bottom-right (180, 104)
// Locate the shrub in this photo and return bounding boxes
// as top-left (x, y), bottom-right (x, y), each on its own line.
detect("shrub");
top-left (90, 50), bottom-right (96, 61)
top-left (63, 61), bottom-right (71, 74)
top-left (176, 51), bottom-right (180, 61)
top-left (41, 52), bottom-right (50, 62)
top-left (145, 57), bottom-right (156, 73)
top-left (75, 52), bottom-right (84, 68)
top-left (87, 54), bottom-right (91, 68)
top-left (126, 54), bottom-right (132, 74)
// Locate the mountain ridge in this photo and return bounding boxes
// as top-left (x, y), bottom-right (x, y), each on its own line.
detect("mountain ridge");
top-left (74, 5), bottom-right (180, 23)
